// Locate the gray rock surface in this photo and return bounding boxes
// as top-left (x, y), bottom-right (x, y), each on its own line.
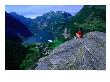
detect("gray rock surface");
top-left (35, 31), bottom-right (106, 70)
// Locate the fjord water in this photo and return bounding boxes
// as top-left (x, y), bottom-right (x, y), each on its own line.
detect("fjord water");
top-left (23, 30), bottom-right (54, 44)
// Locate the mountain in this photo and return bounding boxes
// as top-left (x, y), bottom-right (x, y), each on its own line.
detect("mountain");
top-left (10, 11), bottom-right (72, 36)
top-left (8, 5), bottom-right (106, 43)
top-left (10, 11), bottom-right (72, 44)
top-left (66, 5), bottom-right (106, 37)
top-left (5, 12), bottom-right (33, 42)
top-left (33, 11), bottom-right (72, 40)
top-left (33, 11), bottom-right (72, 33)
top-left (7, 11), bottom-right (72, 43)
top-left (10, 12), bottom-right (32, 26)
top-left (5, 12), bottom-right (33, 69)
top-left (10, 12), bottom-right (39, 34)
top-left (5, 5), bottom-right (106, 70)
top-left (35, 31), bottom-right (106, 70)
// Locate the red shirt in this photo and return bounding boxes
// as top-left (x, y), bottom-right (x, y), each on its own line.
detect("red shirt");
top-left (76, 31), bottom-right (83, 38)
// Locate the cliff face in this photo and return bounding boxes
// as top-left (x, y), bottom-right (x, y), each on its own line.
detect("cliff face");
top-left (35, 31), bottom-right (106, 70)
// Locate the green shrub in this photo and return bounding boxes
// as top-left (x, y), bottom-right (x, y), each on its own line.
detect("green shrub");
top-left (20, 46), bottom-right (40, 69)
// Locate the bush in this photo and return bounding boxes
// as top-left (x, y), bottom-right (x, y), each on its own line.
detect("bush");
top-left (20, 47), bottom-right (40, 69)
top-left (20, 40), bottom-right (65, 70)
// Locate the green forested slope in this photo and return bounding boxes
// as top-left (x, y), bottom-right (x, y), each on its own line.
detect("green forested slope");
top-left (66, 5), bottom-right (106, 37)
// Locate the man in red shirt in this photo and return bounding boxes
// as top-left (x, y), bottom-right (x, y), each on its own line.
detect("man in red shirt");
top-left (76, 31), bottom-right (83, 38)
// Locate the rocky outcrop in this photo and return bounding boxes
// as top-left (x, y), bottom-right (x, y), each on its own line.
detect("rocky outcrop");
top-left (35, 31), bottom-right (106, 70)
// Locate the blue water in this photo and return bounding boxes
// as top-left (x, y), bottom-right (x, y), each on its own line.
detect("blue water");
top-left (22, 30), bottom-right (54, 44)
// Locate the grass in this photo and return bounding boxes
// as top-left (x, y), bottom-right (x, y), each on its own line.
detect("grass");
top-left (49, 39), bottom-right (64, 49)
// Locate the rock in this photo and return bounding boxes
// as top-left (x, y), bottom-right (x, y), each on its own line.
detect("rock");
top-left (63, 28), bottom-right (71, 39)
top-left (35, 31), bottom-right (106, 70)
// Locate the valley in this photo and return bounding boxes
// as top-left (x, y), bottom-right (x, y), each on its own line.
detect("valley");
top-left (5, 5), bottom-right (106, 70)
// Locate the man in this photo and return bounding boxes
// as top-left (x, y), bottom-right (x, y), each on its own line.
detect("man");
top-left (76, 31), bottom-right (83, 38)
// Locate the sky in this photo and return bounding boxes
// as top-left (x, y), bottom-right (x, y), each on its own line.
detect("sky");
top-left (5, 5), bottom-right (83, 19)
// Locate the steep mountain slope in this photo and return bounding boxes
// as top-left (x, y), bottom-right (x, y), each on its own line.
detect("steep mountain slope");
top-left (10, 11), bottom-right (72, 38)
top-left (10, 12), bottom-right (32, 26)
top-left (35, 32), bottom-right (106, 70)
top-left (9, 11), bottom-right (72, 44)
top-left (66, 5), bottom-right (106, 37)
top-left (5, 12), bottom-right (33, 69)
top-left (33, 11), bottom-right (72, 34)
top-left (32, 11), bottom-right (72, 41)
top-left (5, 12), bottom-right (33, 42)
top-left (10, 12), bottom-right (39, 34)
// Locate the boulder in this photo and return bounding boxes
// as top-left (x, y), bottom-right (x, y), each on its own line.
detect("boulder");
top-left (35, 31), bottom-right (106, 70)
